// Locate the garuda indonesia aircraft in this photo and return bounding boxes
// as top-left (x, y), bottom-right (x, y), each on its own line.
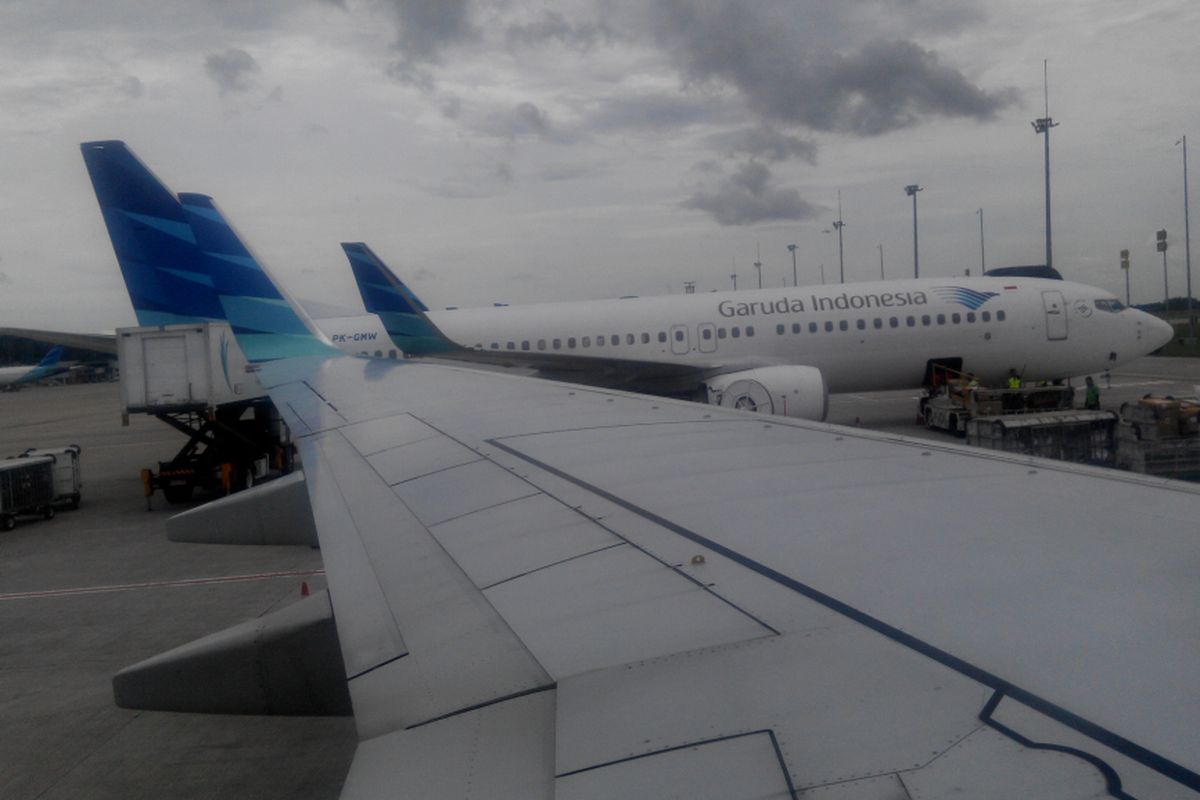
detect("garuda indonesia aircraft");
top-left (84, 141), bottom-right (1199, 799)
top-left (80, 140), bottom-right (1170, 422)
top-left (344, 242), bottom-right (1169, 419)
top-left (0, 345), bottom-right (66, 389)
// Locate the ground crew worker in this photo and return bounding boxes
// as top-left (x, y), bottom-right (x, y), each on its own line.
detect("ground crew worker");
top-left (1084, 376), bottom-right (1101, 410)
top-left (1007, 369), bottom-right (1021, 390)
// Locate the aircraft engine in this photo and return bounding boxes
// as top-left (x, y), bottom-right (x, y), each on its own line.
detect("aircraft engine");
top-left (705, 365), bottom-right (827, 421)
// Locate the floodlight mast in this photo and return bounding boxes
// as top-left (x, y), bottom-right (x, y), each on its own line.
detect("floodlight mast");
top-left (904, 184), bottom-right (922, 278)
top-left (1031, 60), bottom-right (1058, 271)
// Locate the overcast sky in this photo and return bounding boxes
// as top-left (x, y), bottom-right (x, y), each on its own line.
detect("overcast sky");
top-left (1, 0), bottom-right (1198, 331)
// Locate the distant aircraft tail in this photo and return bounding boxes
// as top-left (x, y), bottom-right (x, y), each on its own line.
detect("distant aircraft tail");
top-left (36, 345), bottom-right (64, 368)
top-left (80, 141), bottom-right (225, 326)
top-left (342, 242), bottom-right (457, 355)
top-left (80, 141), bottom-right (337, 363)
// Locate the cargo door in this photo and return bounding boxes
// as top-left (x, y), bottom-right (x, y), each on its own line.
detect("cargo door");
top-left (144, 335), bottom-right (191, 405)
top-left (669, 324), bottom-right (690, 355)
top-left (1042, 290), bottom-right (1067, 340)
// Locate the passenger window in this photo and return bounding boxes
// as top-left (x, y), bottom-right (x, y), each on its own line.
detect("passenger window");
top-left (951, 313), bottom-right (960, 324)
top-left (506, 341), bottom-right (515, 350)
top-left (374, 350), bottom-right (382, 357)
top-left (776, 324), bottom-right (785, 335)
top-left (906, 316), bottom-right (916, 327)
top-left (611, 335), bottom-right (620, 346)
top-left (675, 330), bottom-right (685, 341)
top-left (537, 339), bottom-right (546, 350)
top-left (809, 322), bottom-right (818, 333)
top-left (824, 321), bottom-right (834, 332)
top-left (626, 334), bottom-right (635, 345)
top-left (641, 333), bottom-right (650, 344)
top-left (731, 327), bottom-right (741, 338)
top-left (997, 310), bottom-right (1006, 321)
top-left (921, 315), bottom-right (931, 326)
top-left (981, 311), bottom-right (991, 322)
top-left (582, 336), bottom-right (591, 347)
top-left (658, 332), bottom-right (667, 343)
top-left (490, 342), bottom-right (499, 350)
top-left (937, 314), bottom-right (946, 325)
top-left (568, 337), bottom-right (576, 348)
top-left (703, 328), bottom-right (713, 340)
top-left (718, 328), bottom-right (727, 339)
top-left (967, 312), bottom-right (976, 323)
top-left (839, 320), bottom-right (848, 331)
top-left (856, 319), bottom-right (865, 330)
top-left (595, 335), bottom-right (604, 347)
top-left (746, 326), bottom-right (754, 337)
top-left (792, 323), bottom-right (802, 334)
top-left (521, 341), bottom-right (530, 351)
top-left (890, 317), bottom-right (899, 328)
top-left (873, 318), bottom-right (882, 329)
top-left (553, 339), bottom-right (562, 349)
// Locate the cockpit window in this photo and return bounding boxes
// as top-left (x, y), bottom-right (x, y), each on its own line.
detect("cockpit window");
top-left (1094, 298), bottom-right (1126, 312)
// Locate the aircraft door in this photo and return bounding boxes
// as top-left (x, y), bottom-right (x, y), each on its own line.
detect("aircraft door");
top-left (669, 324), bottom-right (690, 355)
top-left (1042, 290), bottom-right (1068, 340)
top-left (697, 322), bottom-right (717, 353)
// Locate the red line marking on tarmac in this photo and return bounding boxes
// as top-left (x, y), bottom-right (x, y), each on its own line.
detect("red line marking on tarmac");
top-left (0, 569), bottom-right (325, 601)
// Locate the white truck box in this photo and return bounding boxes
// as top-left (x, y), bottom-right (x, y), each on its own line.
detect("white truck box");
top-left (118, 323), bottom-right (264, 413)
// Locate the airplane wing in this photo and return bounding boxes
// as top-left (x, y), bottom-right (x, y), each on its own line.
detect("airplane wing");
top-left (258, 352), bottom-right (1199, 799)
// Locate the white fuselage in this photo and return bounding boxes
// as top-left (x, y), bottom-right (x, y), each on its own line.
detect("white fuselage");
top-left (393, 277), bottom-right (1171, 392)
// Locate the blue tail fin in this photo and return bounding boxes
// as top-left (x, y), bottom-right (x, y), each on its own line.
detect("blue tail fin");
top-left (80, 141), bottom-right (225, 326)
top-left (37, 345), bottom-right (64, 368)
top-left (342, 243), bottom-right (455, 355)
top-left (81, 141), bottom-right (337, 362)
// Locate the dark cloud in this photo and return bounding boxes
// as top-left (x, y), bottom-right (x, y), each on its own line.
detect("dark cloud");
top-left (505, 10), bottom-right (612, 50)
top-left (380, 0), bottom-right (476, 82)
top-left (648, 1), bottom-right (1015, 136)
top-left (121, 76), bottom-right (145, 99)
top-left (682, 161), bottom-right (821, 226)
top-left (586, 93), bottom-right (733, 133)
top-left (708, 125), bottom-right (817, 163)
top-left (204, 48), bottom-right (260, 95)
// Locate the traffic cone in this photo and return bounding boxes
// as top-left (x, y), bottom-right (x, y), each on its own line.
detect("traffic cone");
top-left (300, 581), bottom-right (310, 597)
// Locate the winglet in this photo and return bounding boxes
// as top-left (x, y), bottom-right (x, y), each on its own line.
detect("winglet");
top-left (342, 242), bottom-right (457, 355)
top-left (178, 193), bottom-right (339, 362)
top-left (80, 141), bottom-right (225, 326)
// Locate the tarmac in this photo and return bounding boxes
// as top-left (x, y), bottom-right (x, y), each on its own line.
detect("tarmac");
top-left (2, 357), bottom-right (1199, 799)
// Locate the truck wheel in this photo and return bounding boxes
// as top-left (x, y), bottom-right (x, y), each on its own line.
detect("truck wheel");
top-left (163, 484), bottom-right (194, 504)
top-left (70, 494), bottom-right (81, 510)
top-left (1, 515), bottom-right (13, 531)
top-left (43, 506), bottom-right (55, 520)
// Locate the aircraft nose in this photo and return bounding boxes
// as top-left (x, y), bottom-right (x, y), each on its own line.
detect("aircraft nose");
top-left (1147, 314), bottom-right (1175, 351)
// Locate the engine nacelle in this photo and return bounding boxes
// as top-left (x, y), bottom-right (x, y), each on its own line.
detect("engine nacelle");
top-left (705, 365), bottom-right (828, 421)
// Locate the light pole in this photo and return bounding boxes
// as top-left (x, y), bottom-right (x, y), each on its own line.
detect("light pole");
top-left (1031, 60), bottom-right (1058, 270)
top-left (832, 190), bottom-right (846, 284)
top-left (1120, 249), bottom-right (1130, 308)
top-left (819, 263), bottom-right (826, 284)
top-left (976, 208), bottom-right (985, 274)
top-left (754, 243), bottom-right (763, 290)
top-left (1179, 135), bottom-right (1193, 339)
top-left (876, 243), bottom-right (884, 280)
top-left (787, 244), bottom-right (798, 287)
top-left (1158, 229), bottom-right (1169, 314)
top-left (905, 184), bottom-right (922, 278)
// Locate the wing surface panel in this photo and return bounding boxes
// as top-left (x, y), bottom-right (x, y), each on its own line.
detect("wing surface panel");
top-left (491, 422), bottom-right (1200, 773)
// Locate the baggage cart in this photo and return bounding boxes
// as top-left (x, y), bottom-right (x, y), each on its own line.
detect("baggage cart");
top-left (0, 456), bottom-right (56, 530)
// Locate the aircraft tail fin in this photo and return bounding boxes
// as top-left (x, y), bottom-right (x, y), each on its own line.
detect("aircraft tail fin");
top-left (80, 141), bottom-right (225, 327)
top-left (342, 242), bottom-right (457, 355)
top-left (36, 345), bottom-right (64, 368)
